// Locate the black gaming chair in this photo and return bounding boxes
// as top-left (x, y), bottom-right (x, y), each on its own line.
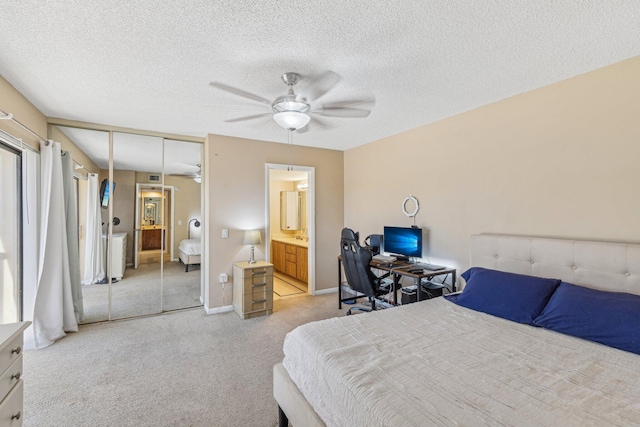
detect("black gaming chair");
top-left (340, 228), bottom-right (389, 315)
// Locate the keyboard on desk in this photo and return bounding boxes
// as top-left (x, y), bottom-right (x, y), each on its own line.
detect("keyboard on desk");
top-left (415, 263), bottom-right (446, 271)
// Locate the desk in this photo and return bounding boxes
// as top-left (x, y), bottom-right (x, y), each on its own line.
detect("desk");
top-left (338, 256), bottom-right (456, 309)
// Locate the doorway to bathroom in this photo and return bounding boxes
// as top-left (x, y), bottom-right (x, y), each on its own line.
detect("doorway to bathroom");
top-left (265, 163), bottom-right (316, 297)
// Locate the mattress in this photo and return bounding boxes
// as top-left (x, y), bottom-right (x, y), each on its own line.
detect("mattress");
top-left (178, 238), bottom-right (201, 255)
top-left (283, 297), bottom-right (640, 426)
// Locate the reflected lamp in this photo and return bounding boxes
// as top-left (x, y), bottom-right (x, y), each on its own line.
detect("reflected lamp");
top-left (188, 218), bottom-right (201, 239)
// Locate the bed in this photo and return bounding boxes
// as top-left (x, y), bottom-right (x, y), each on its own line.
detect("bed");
top-left (273, 234), bottom-right (640, 426)
top-left (178, 238), bottom-right (201, 272)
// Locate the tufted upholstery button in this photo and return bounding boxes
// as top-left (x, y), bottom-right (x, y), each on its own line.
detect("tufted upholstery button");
top-left (530, 260), bottom-right (534, 264)
top-left (626, 272), bottom-right (631, 276)
top-left (495, 255), bottom-right (499, 259)
top-left (572, 265), bottom-right (577, 270)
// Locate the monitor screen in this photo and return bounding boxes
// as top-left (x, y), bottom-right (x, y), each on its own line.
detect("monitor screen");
top-left (383, 226), bottom-right (422, 258)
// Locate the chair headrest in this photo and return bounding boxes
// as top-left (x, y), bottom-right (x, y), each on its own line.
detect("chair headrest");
top-left (341, 227), bottom-right (359, 243)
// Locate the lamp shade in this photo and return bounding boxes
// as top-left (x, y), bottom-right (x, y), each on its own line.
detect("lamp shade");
top-left (273, 111), bottom-right (310, 131)
top-left (243, 230), bottom-right (262, 245)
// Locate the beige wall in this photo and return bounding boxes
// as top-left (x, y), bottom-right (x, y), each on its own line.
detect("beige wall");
top-left (163, 175), bottom-right (202, 255)
top-left (204, 134), bottom-right (344, 309)
top-left (0, 76), bottom-right (47, 149)
top-left (100, 169), bottom-right (136, 264)
top-left (344, 56), bottom-right (640, 280)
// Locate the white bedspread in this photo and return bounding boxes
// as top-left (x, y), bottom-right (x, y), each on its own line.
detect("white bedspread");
top-left (283, 297), bottom-right (640, 426)
top-left (178, 238), bottom-right (201, 255)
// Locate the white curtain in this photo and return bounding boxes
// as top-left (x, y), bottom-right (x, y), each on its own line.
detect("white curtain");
top-left (61, 151), bottom-right (84, 322)
top-left (33, 140), bottom-right (78, 349)
top-left (22, 149), bottom-right (40, 351)
top-left (82, 173), bottom-right (105, 285)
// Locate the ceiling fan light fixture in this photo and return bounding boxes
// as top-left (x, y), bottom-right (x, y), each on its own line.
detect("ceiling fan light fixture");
top-left (273, 111), bottom-right (310, 131)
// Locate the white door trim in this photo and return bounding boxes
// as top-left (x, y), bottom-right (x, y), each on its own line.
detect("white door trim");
top-left (265, 163), bottom-right (316, 295)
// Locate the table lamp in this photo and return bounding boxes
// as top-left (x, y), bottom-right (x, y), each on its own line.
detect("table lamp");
top-left (243, 230), bottom-right (262, 264)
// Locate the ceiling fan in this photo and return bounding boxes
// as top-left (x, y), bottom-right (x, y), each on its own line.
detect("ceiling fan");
top-left (209, 71), bottom-right (375, 132)
top-left (169, 163), bottom-right (201, 183)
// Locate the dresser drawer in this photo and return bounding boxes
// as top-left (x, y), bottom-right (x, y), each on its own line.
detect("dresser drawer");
top-left (242, 276), bottom-right (273, 294)
top-left (240, 286), bottom-right (274, 312)
top-left (0, 335), bottom-right (23, 377)
top-left (241, 266), bottom-right (273, 280)
top-left (0, 380), bottom-right (23, 426)
top-left (0, 356), bottom-right (22, 402)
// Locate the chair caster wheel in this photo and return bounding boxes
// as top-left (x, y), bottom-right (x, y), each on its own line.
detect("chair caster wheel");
top-left (346, 310), bottom-right (352, 315)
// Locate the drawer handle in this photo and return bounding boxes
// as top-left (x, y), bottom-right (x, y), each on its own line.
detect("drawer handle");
top-left (252, 299), bottom-right (266, 304)
top-left (11, 411), bottom-right (21, 420)
top-left (11, 372), bottom-right (21, 381)
top-left (252, 283), bottom-right (266, 288)
top-left (252, 270), bottom-right (266, 275)
top-left (11, 346), bottom-right (22, 355)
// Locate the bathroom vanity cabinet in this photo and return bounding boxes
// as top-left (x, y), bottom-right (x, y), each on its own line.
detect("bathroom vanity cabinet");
top-left (272, 239), bottom-right (308, 284)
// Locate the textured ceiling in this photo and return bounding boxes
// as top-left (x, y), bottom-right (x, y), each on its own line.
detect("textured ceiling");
top-left (1, 1), bottom-right (639, 151)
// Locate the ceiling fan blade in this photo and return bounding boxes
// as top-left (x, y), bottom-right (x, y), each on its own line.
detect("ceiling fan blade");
top-left (320, 95), bottom-right (376, 109)
top-left (302, 70), bottom-right (341, 102)
top-left (209, 82), bottom-right (272, 105)
top-left (225, 113), bottom-right (273, 123)
top-left (307, 116), bottom-right (337, 130)
top-left (314, 107), bottom-right (372, 118)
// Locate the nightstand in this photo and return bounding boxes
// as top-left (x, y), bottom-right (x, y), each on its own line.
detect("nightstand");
top-left (233, 261), bottom-right (274, 319)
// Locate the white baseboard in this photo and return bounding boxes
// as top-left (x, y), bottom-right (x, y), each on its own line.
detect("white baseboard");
top-left (314, 287), bottom-right (338, 295)
top-left (203, 304), bottom-right (233, 315)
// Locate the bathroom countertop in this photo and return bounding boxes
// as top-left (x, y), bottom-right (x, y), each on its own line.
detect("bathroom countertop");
top-left (271, 236), bottom-right (309, 248)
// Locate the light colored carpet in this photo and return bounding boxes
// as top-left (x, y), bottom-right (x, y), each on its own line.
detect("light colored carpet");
top-left (81, 261), bottom-right (201, 323)
top-left (23, 291), bottom-right (344, 427)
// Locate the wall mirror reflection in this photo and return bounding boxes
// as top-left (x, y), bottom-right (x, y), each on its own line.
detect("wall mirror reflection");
top-left (53, 125), bottom-right (203, 323)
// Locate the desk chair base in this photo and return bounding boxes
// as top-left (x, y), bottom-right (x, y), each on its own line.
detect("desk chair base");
top-left (346, 297), bottom-right (376, 315)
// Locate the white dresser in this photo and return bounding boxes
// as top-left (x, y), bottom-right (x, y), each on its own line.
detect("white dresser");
top-left (102, 232), bottom-right (128, 280)
top-left (0, 322), bottom-right (30, 426)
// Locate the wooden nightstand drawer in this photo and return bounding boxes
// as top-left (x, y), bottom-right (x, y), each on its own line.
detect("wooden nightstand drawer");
top-left (0, 380), bottom-right (22, 427)
top-left (240, 286), bottom-right (274, 310)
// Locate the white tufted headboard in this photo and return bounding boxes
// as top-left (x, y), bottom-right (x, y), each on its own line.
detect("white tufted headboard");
top-left (470, 234), bottom-right (640, 296)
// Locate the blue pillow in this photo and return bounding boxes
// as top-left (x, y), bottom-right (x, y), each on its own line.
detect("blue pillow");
top-left (446, 267), bottom-right (560, 324)
top-left (532, 282), bottom-right (640, 355)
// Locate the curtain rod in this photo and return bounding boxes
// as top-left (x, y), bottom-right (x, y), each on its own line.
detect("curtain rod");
top-left (0, 109), bottom-right (48, 145)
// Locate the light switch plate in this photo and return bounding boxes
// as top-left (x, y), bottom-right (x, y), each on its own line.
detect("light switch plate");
top-left (222, 228), bottom-right (229, 238)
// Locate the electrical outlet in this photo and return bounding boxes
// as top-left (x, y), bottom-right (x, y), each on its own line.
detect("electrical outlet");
top-left (219, 273), bottom-right (228, 283)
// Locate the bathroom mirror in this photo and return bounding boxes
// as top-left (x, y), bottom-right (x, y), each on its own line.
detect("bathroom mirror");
top-left (143, 197), bottom-right (162, 225)
top-left (280, 191), bottom-right (301, 230)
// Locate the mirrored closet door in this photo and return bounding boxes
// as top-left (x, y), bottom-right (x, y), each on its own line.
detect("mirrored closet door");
top-left (53, 125), bottom-right (202, 323)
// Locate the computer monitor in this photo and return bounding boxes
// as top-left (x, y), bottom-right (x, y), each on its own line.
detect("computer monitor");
top-left (383, 226), bottom-right (422, 259)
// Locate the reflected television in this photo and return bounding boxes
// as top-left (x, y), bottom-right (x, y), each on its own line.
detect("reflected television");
top-left (383, 226), bottom-right (422, 258)
top-left (99, 179), bottom-right (116, 209)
